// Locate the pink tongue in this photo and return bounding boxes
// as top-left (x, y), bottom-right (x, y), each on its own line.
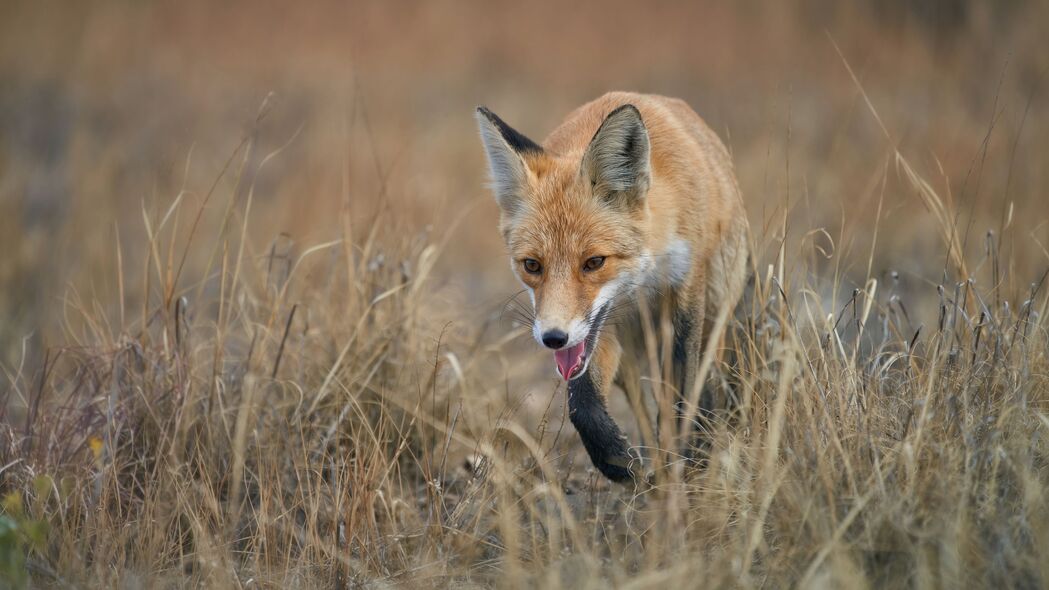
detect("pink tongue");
top-left (553, 341), bottom-right (586, 380)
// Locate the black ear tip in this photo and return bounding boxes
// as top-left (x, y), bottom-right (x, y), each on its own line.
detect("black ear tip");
top-left (475, 106), bottom-right (543, 154)
top-left (607, 103), bottom-right (643, 120)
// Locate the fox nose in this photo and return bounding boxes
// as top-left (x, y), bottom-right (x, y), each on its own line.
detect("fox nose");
top-left (541, 330), bottom-right (569, 350)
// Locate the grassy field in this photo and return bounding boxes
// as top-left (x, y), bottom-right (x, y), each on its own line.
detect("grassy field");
top-left (2, 1), bottom-right (1049, 587)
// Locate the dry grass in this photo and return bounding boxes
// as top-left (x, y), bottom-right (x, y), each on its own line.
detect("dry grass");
top-left (3, 1), bottom-right (1049, 588)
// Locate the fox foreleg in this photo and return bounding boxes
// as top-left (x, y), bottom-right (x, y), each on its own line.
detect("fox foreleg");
top-left (567, 335), bottom-right (640, 483)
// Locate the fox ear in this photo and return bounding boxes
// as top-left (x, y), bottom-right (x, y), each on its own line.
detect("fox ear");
top-left (582, 104), bottom-right (650, 209)
top-left (475, 107), bottom-right (542, 214)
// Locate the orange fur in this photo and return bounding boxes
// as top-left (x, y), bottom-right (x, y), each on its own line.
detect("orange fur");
top-left (477, 92), bottom-right (749, 481)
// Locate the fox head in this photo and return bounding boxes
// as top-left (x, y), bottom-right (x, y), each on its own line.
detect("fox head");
top-left (476, 104), bottom-right (652, 380)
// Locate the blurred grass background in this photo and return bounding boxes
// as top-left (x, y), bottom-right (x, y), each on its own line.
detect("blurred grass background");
top-left (2, 0), bottom-right (1046, 368)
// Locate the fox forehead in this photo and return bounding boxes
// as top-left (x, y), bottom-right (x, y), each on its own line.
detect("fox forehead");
top-left (502, 158), bottom-right (645, 260)
top-left (505, 203), bottom-right (643, 261)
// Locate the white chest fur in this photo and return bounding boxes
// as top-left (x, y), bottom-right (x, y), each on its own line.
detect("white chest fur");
top-left (640, 238), bottom-right (692, 288)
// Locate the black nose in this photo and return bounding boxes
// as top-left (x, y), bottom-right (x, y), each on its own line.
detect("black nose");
top-left (541, 330), bottom-right (569, 349)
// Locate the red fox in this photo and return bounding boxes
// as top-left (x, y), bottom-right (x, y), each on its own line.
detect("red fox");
top-left (476, 92), bottom-right (749, 482)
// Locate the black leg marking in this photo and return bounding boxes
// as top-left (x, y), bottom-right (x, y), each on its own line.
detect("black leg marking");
top-left (671, 311), bottom-right (716, 466)
top-left (568, 372), bottom-right (638, 483)
top-left (672, 311), bottom-right (693, 396)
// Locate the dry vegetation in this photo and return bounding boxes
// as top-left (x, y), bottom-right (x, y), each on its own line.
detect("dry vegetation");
top-left (2, 1), bottom-right (1049, 588)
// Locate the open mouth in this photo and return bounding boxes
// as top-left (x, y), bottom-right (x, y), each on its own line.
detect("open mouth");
top-left (554, 341), bottom-right (587, 380)
top-left (552, 304), bottom-right (608, 381)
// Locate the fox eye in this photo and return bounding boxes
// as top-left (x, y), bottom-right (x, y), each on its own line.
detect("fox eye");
top-left (522, 259), bottom-right (542, 274)
top-left (583, 256), bottom-right (606, 272)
